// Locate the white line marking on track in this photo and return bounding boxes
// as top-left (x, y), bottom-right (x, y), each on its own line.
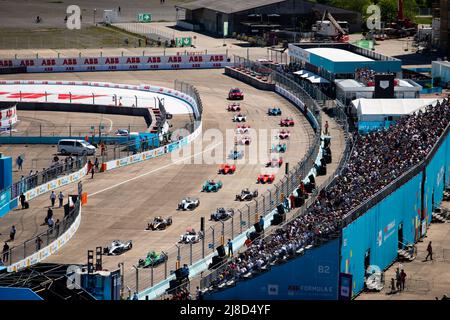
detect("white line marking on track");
top-left (89, 141), bottom-right (222, 198)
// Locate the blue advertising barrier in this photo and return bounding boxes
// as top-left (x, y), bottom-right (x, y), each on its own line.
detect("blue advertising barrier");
top-left (204, 238), bottom-right (340, 300)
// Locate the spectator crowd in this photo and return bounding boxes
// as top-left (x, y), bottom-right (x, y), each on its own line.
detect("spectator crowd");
top-left (195, 98), bottom-right (450, 297)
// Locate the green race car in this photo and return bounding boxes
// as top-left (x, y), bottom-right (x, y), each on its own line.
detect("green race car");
top-left (138, 251), bottom-right (167, 268)
top-left (201, 180), bottom-right (223, 192)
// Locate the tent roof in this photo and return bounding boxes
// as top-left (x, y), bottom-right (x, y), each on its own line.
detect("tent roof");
top-left (353, 98), bottom-right (440, 116)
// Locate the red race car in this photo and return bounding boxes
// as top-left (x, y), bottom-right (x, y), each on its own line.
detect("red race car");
top-left (257, 174), bottom-right (275, 184)
top-left (266, 157), bottom-right (283, 168)
top-left (218, 164), bottom-right (236, 174)
top-left (228, 88), bottom-right (244, 100)
top-left (227, 103), bottom-right (241, 112)
top-left (278, 129), bottom-right (290, 139)
top-left (280, 118), bottom-right (295, 127)
top-left (236, 124), bottom-right (251, 134)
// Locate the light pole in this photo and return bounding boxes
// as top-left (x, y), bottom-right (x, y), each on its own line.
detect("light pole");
top-left (93, 9), bottom-right (97, 25)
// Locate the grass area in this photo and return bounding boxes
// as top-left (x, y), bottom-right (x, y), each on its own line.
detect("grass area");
top-left (0, 26), bottom-right (146, 49)
top-left (414, 16), bottom-right (432, 24)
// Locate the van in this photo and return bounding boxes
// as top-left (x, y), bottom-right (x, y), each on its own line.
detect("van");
top-left (57, 139), bottom-right (96, 156)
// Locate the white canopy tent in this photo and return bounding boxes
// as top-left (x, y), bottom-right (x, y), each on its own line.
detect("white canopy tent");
top-left (353, 98), bottom-right (440, 123)
top-left (293, 70), bottom-right (330, 84)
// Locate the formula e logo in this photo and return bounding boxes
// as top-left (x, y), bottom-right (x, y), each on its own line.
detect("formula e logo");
top-left (66, 265), bottom-right (82, 289)
top-left (366, 5), bottom-right (381, 30)
top-left (66, 5), bottom-right (81, 30)
top-left (380, 80), bottom-right (390, 89)
top-left (365, 265), bottom-right (382, 290)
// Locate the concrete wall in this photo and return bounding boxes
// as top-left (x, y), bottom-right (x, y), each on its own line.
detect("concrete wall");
top-left (225, 67), bottom-right (275, 91)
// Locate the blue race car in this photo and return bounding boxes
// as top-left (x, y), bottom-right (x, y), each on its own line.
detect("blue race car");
top-left (272, 143), bottom-right (287, 153)
top-left (201, 180), bottom-right (223, 192)
top-left (268, 107), bottom-right (282, 116)
top-left (228, 150), bottom-right (244, 160)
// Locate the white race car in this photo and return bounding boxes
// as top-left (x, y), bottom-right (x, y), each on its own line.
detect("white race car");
top-left (210, 207), bottom-right (235, 221)
top-left (103, 240), bottom-right (133, 255)
top-left (177, 197), bottom-right (200, 211)
top-left (233, 113), bottom-right (247, 122)
top-left (179, 228), bottom-right (204, 244)
top-left (235, 135), bottom-right (252, 145)
top-left (115, 129), bottom-right (129, 136)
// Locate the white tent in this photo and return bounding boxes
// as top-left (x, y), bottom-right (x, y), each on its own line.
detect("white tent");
top-left (353, 98), bottom-right (440, 123)
top-left (293, 70), bottom-right (330, 83)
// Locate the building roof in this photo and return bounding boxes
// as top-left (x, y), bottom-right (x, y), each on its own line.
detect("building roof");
top-left (176, 0), bottom-right (286, 14)
top-left (353, 98), bottom-right (439, 116)
top-left (305, 48), bottom-right (373, 62)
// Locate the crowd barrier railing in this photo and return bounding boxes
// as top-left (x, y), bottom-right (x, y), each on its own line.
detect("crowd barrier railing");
top-left (4, 182), bottom-right (83, 271)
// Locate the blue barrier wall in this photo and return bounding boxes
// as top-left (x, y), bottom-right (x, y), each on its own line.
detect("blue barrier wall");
top-left (340, 172), bottom-right (422, 295)
top-left (341, 127), bottom-right (450, 296)
top-left (0, 287), bottom-right (43, 300)
top-left (204, 238), bottom-right (340, 300)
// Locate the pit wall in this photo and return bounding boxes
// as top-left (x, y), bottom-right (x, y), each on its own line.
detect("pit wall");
top-left (203, 238), bottom-right (340, 300)
top-left (341, 129), bottom-right (450, 297)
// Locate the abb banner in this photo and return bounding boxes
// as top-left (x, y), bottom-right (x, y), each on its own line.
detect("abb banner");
top-left (0, 54), bottom-right (231, 73)
top-left (0, 105), bottom-right (17, 128)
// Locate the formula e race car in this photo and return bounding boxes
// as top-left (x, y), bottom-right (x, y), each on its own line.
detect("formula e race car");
top-left (227, 103), bottom-right (241, 112)
top-left (236, 124), bottom-right (251, 134)
top-left (233, 113), bottom-right (247, 122)
top-left (210, 208), bottom-right (235, 221)
top-left (228, 88), bottom-right (244, 100)
top-left (278, 129), bottom-right (291, 140)
top-left (103, 240), bottom-right (133, 256)
top-left (115, 129), bottom-right (129, 136)
top-left (235, 188), bottom-right (259, 201)
top-left (257, 174), bottom-right (275, 184)
top-left (280, 118), bottom-right (295, 127)
top-left (228, 149), bottom-right (244, 160)
top-left (218, 164), bottom-right (236, 174)
top-left (138, 251), bottom-right (167, 268)
top-left (147, 216), bottom-right (173, 230)
top-left (272, 143), bottom-right (287, 153)
top-left (201, 180), bottom-right (223, 192)
top-left (268, 107), bottom-right (282, 116)
top-left (177, 197), bottom-right (200, 211)
top-left (266, 157), bottom-right (283, 168)
top-left (179, 228), bottom-right (204, 244)
top-left (235, 135), bottom-right (252, 145)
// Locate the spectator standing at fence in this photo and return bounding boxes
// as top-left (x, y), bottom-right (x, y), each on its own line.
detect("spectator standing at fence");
top-left (425, 241), bottom-right (433, 261)
top-left (2, 242), bottom-right (9, 262)
top-left (16, 156), bottom-right (23, 171)
top-left (400, 269), bottom-right (407, 291)
top-left (94, 158), bottom-right (99, 171)
top-left (395, 268), bottom-right (401, 291)
top-left (55, 219), bottom-right (60, 235)
top-left (50, 191), bottom-right (56, 207)
top-left (100, 142), bottom-right (106, 156)
top-left (227, 239), bottom-right (233, 256)
top-left (9, 226), bottom-right (16, 242)
top-left (20, 193), bottom-right (26, 209)
top-left (35, 236), bottom-right (43, 251)
top-left (58, 191), bottom-right (64, 208)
